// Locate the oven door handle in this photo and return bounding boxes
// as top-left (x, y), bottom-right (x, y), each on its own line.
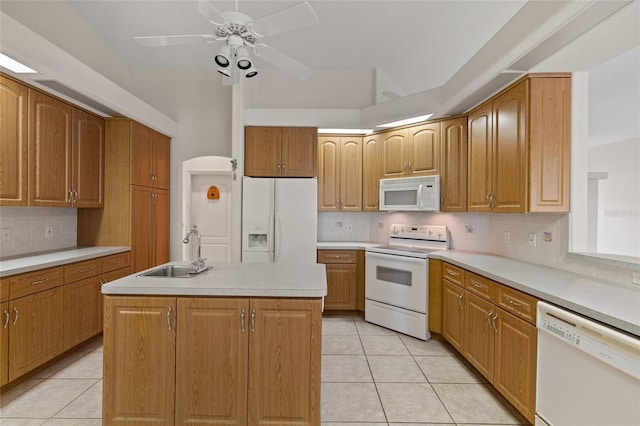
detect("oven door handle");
top-left (365, 252), bottom-right (427, 263)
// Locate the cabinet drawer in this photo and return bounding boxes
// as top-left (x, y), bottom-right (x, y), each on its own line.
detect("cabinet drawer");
top-left (102, 266), bottom-right (131, 284)
top-left (465, 272), bottom-right (495, 301)
top-left (10, 267), bottom-right (64, 300)
top-left (497, 285), bottom-right (539, 324)
top-left (317, 250), bottom-right (357, 264)
top-left (102, 252), bottom-right (131, 273)
top-left (65, 259), bottom-right (102, 283)
top-left (443, 262), bottom-right (465, 286)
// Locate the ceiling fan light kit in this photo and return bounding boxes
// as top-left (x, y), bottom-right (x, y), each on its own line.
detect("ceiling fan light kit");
top-left (214, 44), bottom-right (231, 67)
top-left (134, 0), bottom-right (319, 84)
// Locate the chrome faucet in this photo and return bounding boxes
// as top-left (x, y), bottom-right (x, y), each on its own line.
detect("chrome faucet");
top-left (183, 226), bottom-right (207, 273)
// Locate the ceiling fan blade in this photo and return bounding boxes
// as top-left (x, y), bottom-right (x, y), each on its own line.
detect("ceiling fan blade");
top-left (249, 2), bottom-right (319, 38)
top-left (255, 45), bottom-right (314, 80)
top-left (135, 34), bottom-right (216, 47)
top-left (196, 0), bottom-right (226, 26)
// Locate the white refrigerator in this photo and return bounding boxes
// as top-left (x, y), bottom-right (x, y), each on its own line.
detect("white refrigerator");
top-left (242, 177), bottom-right (318, 263)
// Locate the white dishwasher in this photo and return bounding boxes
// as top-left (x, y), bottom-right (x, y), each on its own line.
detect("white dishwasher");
top-left (535, 302), bottom-right (640, 426)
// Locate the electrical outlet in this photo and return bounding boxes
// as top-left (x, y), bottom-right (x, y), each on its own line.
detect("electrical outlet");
top-left (377, 222), bottom-right (384, 229)
top-left (1, 227), bottom-right (11, 243)
top-left (45, 226), bottom-right (53, 238)
top-left (632, 272), bottom-right (640, 286)
top-left (336, 221), bottom-right (343, 228)
top-left (528, 233), bottom-right (537, 247)
top-left (465, 225), bottom-right (474, 233)
top-left (543, 232), bottom-right (553, 242)
top-left (503, 231), bottom-right (510, 244)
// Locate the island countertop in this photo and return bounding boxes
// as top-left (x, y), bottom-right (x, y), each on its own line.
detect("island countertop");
top-left (102, 261), bottom-right (327, 298)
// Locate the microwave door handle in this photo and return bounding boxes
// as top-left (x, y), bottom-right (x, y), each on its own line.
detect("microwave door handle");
top-left (417, 184), bottom-right (425, 209)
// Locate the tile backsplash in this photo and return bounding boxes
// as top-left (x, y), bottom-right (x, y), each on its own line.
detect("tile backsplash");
top-left (0, 207), bottom-right (77, 258)
top-left (318, 211), bottom-right (635, 287)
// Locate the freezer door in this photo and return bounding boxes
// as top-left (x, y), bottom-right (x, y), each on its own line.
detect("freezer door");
top-left (274, 179), bottom-right (318, 263)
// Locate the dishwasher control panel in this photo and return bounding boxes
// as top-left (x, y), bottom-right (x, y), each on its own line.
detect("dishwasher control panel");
top-left (540, 317), bottom-right (581, 346)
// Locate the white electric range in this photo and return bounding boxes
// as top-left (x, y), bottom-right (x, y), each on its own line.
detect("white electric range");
top-left (365, 224), bottom-right (448, 340)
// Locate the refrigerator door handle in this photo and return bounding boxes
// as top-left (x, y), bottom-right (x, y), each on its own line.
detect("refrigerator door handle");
top-left (275, 213), bottom-right (281, 262)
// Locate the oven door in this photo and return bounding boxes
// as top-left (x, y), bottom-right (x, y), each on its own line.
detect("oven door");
top-left (365, 251), bottom-right (427, 313)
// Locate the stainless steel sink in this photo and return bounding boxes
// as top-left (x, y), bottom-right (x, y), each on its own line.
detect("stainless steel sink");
top-left (137, 265), bottom-right (211, 278)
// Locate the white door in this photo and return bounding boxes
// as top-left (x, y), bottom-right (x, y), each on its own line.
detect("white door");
top-left (187, 174), bottom-right (233, 262)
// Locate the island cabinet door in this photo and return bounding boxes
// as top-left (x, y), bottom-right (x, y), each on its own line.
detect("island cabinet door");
top-left (248, 298), bottom-right (322, 426)
top-left (175, 298), bottom-right (249, 425)
top-left (102, 296), bottom-right (176, 426)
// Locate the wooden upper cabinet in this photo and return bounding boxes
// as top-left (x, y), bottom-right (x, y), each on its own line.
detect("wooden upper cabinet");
top-left (467, 103), bottom-right (493, 212)
top-left (28, 89), bottom-right (73, 207)
top-left (16, 79), bottom-right (105, 208)
top-left (362, 133), bottom-right (382, 211)
top-left (467, 74), bottom-right (571, 213)
top-left (408, 122), bottom-right (440, 176)
top-left (282, 127), bottom-right (317, 177)
top-left (245, 126), bottom-right (317, 177)
top-left (131, 121), bottom-right (170, 189)
top-left (0, 76), bottom-right (28, 206)
top-left (440, 117), bottom-right (468, 212)
top-left (492, 81), bottom-right (528, 213)
top-left (528, 77), bottom-right (571, 212)
top-left (382, 123), bottom-right (440, 178)
top-left (381, 128), bottom-right (408, 178)
top-left (72, 109), bottom-right (104, 207)
top-left (317, 135), bottom-right (362, 212)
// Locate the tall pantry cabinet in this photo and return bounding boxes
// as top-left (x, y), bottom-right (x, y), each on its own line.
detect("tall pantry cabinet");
top-left (78, 119), bottom-right (170, 273)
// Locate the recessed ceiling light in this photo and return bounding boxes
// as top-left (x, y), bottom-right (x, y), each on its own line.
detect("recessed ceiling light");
top-left (377, 114), bottom-right (433, 128)
top-left (0, 53), bottom-right (38, 74)
top-left (318, 128), bottom-right (373, 134)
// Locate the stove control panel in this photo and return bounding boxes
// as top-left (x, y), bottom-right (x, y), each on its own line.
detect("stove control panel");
top-left (389, 224), bottom-right (448, 242)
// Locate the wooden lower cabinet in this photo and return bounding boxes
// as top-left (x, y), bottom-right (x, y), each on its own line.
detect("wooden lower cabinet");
top-left (494, 307), bottom-right (537, 422)
top-left (103, 296), bottom-right (176, 425)
top-left (63, 276), bottom-right (102, 348)
top-left (0, 301), bottom-right (9, 387)
top-left (9, 287), bottom-right (63, 381)
top-left (442, 280), bottom-right (465, 353)
top-left (439, 261), bottom-right (538, 424)
top-left (463, 292), bottom-right (495, 381)
top-left (103, 295), bottom-right (322, 426)
top-left (317, 250), bottom-right (358, 311)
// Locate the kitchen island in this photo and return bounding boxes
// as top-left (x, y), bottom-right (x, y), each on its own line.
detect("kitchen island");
top-left (101, 261), bottom-right (327, 426)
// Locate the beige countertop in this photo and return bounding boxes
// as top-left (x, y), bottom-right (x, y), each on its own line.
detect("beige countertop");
top-left (431, 251), bottom-right (640, 337)
top-left (102, 261), bottom-right (327, 298)
top-left (317, 241), bottom-right (380, 250)
top-left (0, 246), bottom-right (131, 278)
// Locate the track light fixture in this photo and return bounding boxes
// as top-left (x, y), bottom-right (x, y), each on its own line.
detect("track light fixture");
top-left (245, 67), bottom-right (258, 78)
top-left (235, 47), bottom-right (252, 70)
top-left (214, 45), bottom-right (231, 67)
top-left (217, 67), bottom-right (231, 77)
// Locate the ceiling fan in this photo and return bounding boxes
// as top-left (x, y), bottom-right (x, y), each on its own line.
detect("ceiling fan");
top-left (135, 0), bottom-right (319, 84)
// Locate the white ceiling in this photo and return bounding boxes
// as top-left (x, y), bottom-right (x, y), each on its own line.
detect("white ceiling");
top-left (65, 0), bottom-right (526, 97)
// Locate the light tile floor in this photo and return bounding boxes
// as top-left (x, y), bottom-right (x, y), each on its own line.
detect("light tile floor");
top-left (0, 316), bottom-right (527, 425)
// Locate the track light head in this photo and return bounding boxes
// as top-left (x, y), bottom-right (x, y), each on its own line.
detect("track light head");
top-left (245, 67), bottom-right (258, 78)
top-left (236, 46), bottom-right (252, 70)
top-left (215, 45), bottom-right (231, 67)
top-left (217, 67), bottom-right (231, 77)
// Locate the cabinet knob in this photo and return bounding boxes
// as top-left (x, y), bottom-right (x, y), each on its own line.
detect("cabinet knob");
top-left (167, 306), bottom-right (173, 331)
top-left (12, 307), bottom-right (18, 326)
top-left (251, 308), bottom-right (256, 332)
top-left (3, 309), bottom-right (9, 329)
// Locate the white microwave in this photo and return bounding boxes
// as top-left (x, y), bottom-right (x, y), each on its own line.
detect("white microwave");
top-left (379, 175), bottom-right (440, 211)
